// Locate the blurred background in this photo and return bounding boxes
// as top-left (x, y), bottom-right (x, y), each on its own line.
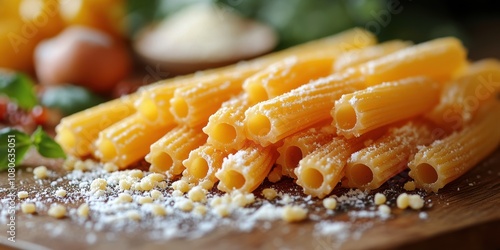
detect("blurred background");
top-left (1, 0), bottom-right (499, 131)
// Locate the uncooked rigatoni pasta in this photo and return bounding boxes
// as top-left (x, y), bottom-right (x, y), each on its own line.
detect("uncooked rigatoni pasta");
top-left (333, 76), bottom-right (441, 138)
top-left (345, 121), bottom-right (434, 190)
top-left (182, 144), bottom-right (231, 185)
top-left (146, 125), bottom-right (207, 177)
top-left (408, 103), bottom-right (500, 193)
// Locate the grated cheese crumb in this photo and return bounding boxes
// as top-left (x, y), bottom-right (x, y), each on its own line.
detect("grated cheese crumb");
top-left (404, 181), bottom-right (416, 191)
top-left (193, 205), bottom-right (207, 217)
top-left (33, 166), bottom-right (48, 179)
top-left (378, 204), bottom-right (391, 215)
top-left (151, 204), bottom-right (166, 217)
top-left (408, 194), bottom-right (425, 210)
top-left (374, 193), bottom-right (386, 205)
top-left (17, 191), bottom-right (29, 199)
top-left (147, 173), bottom-right (165, 182)
top-left (126, 210), bottom-right (142, 221)
top-left (48, 204), bottom-right (66, 219)
top-left (282, 205), bottom-right (308, 223)
top-left (116, 193), bottom-right (133, 203)
top-left (150, 190), bottom-right (163, 200)
top-left (103, 162), bottom-right (118, 172)
top-left (140, 178), bottom-right (155, 191)
top-left (172, 180), bottom-right (190, 193)
top-left (138, 196), bottom-right (153, 204)
top-left (214, 204), bottom-right (231, 217)
top-left (176, 199), bottom-right (194, 212)
top-left (77, 203), bottom-right (90, 218)
top-left (262, 188), bottom-right (278, 200)
top-left (199, 180), bottom-right (214, 190)
top-left (90, 178), bottom-right (107, 192)
top-left (396, 193), bottom-right (409, 209)
top-left (55, 189), bottom-right (67, 197)
top-left (156, 181), bottom-right (168, 189)
top-left (119, 179), bottom-right (132, 190)
top-left (21, 203), bottom-right (36, 214)
top-left (323, 198), bottom-right (337, 210)
top-left (188, 187), bottom-right (206, 203)
top-left (129, 170), bottom-right (144, 179)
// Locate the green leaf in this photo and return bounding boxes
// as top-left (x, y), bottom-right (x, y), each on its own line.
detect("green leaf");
top-left (32, 127), bottom-right (66, 159)
top-left (0, 71), bottom-right (38, 110)
top-left (0, 128), bottom-right (32, 170)
top-left (40, 85), bottom-right (106, 116)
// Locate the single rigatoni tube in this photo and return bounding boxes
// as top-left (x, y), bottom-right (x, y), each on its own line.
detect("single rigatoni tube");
top-left (244, 73), bottom-right (365, 146)
top-left (345, 121), bottom-right (434, 190)
top-left (146, 125), bottom-right (207, 178)
top-left (182, 144), bottom-right (231, 185)
top-left (295, 130), bottom-right (384, 198)
top-left (276, 123), bottom-right (336, 179)
top-left (333, 40), bottom-right (411, 71)
top-left (357, 37), bottom-right (467, 85)
top-left (243, 56), bottom-right (336, 104)
top-left (136, 28), bottom-right (375, 126)
top-left (203, 93), bottom-right (250, 151)
top-left (170, 71), bottom-right (254, 127)
top-left (216, 142), bottom-right (278, 193)
top-left (94, 113), bottom-right (174, 168)
top-left (55, 95), bottom-right (137, 157)
top-left (427, 59), bottom-right (500, 130)
top-left (333, 76), bottom-right (441, 138)
top-left (408, 103), bottom-right (500, 193)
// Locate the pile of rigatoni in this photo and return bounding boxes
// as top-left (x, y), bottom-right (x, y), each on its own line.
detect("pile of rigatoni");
top-left (55, 28), bottom-right (500, 197)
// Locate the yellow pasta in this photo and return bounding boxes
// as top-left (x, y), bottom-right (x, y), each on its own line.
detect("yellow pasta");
top-left (427, 59), bottom-right (500, 131)
top-left (182, 144), bottom-right (231, 185)
top-left (408, 103), bottom-right (500, 193)
top-left (170, 72), bottom-right (253, 127)
top-left (333, 40), bottom-right (411, 72)
top-left (146, 125), bottom-right (207, 178)
top-left (203, 93), bottom-right (250, 151)
top-left (243, 56), bottom-right (336, 105)
top-left (216, 142), bottom-right (278, 193)
top-left (55, 94), bottom-right (137, 157)
top-left (94, 113), bottom-right (175, 169)
top-left (356, 37), bottom-right (467, 85)
top-left (244, 73), bottom-right (365, 147)
top-left (345, 121), bottom-right (434, 190)
top-left (276, 123), bottom-right (336, 179)
top-left (333, 76), bottom-right (441, 138)
top-left (295, 129), bottom-right (384, 198)
top-left (135, 28), bottom-right (375, 126)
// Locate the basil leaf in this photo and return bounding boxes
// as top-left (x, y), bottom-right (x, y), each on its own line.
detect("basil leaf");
top-left (32, 127), bottom-right (66, 159)
top-left (0, 72), bottom-right (38, 110)
top-left (40, 85), bottom-right (106, 116)
top-left (0, 128), bottom-right (32, 170)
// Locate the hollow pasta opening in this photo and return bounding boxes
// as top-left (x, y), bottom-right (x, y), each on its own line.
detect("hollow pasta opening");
top-left (335, 103), bottom-right (357, 130)
top-left (285, 146), bottom-right (303, 169)
top-left (224, 170), bottom-right (246, 190)
top-left (151, 152), bottom-right (173, 172)
top-left (212, 123), bottom-right (237, 144)
top-left (137, 98), bottom-right (158, 121)
top-left (415, 163), bottom-right (438, 184)
top-left (247, 82), bottom-right (268, 104)
top-left (189, 157), bottom-right (209, 179)
top-left (302, 168), bottom-right (324, 189)
top-left (171, 98), bottom-right (189, 118)
top-left (97, 138), bottom-right (117, 161)
top-left (246, 114), bottom-right (271, 137)
top-left (348, 164), bottom-right (373, 186)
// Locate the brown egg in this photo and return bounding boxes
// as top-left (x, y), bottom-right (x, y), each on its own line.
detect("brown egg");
top-left (34, 26), bottom-right (131, 93)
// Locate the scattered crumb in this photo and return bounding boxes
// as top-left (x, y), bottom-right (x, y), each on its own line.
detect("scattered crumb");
top-left (90, 178), bottom-right (107, 192)
top-left (103, 163), bottom-right (118, 172)
top-left (77, 203), bottom-right (90, 218)
top-left (193, 205), bottom-right (207, 217)
top-left (150, 204), bottom-right (167, 217)
top-left (138, 196), bottom-right (154, 204)
top-left (176, 199), bottom-right (194, 212)
top-left (396, 193), bottom-right (409, 209)
top-left (17, 191), bottom-right (29, 199)
top-left (199, 180), bottom-right (214, 190)
top-left (33, 166), bottom-right (48, 179)
top-left (188, 187), bottom-right (206, 203)
top-left (378, 204), bottom-right (391, 216)
top-left (48, 204), bottom-right (67, 219)
top-left (408, 195), bottom-right (425, 210)
top-left (262, 188), bottom-right (278, 200)
top-left (21, 203), bottom-right (36, 214)
top-left (214, 204), bottom-right (231, 217)
top-left (150, 190), bottom-right (163, 200)
top-left (323, 197), bottom-right (337, 210)
top-left (116, 193), bottom-right (133, 203)
top-left (172, 180), bottom-right (190, 193)
top-left (126, 210), bottom-right (142, 221)
top-left (419, 212), bottom-right (428, 220)
top-left (374, 193), bottom-right (386, 205)
top-left (282, 205), bottom-right (308, 223)
top-left (55, 189), bottom-right (67, 197)
top-left (404, 181), bottom-right (416, 191)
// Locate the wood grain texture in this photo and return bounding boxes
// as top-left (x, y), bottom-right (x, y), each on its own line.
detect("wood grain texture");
top-left (0, 148), bottom-right (499, 250)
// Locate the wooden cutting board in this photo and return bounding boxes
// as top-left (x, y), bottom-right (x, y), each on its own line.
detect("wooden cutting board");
top-left (1, 148), bottom-right (499, 250)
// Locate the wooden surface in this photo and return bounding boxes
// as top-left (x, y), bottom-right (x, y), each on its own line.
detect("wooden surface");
top-left (0, 148), bottom-right (499, 250)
